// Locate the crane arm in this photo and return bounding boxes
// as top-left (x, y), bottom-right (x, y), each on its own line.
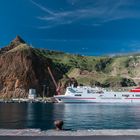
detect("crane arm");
top-left (47, 66), bottom-right (58, 89)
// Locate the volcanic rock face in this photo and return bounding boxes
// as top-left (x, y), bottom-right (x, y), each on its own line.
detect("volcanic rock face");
top-left (0, 35), bottom-right (25, 54)
top-left (0, 36), bottom-right (61, 98)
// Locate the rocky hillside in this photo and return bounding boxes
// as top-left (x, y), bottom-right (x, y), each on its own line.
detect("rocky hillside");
top-left (34, 48), bottom-right (140, 89)
top-left (0, 36), bottom-right (65, 98)
top-left (0, 36), bottom-right (140, 98)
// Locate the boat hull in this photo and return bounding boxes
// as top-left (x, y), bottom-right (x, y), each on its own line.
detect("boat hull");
top-left (54, 96), bottom-right (140, 103)
top-left (54, 86), bottom-right (140, 103)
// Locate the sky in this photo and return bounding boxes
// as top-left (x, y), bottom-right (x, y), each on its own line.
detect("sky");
top-left (1, 0), bottom-right (140, 56)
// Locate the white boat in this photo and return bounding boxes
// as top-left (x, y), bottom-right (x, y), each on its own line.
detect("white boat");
top-left (54, 86), bottom-right (140, 103)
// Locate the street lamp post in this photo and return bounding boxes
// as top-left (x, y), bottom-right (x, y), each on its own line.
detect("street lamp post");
top-left (47, 86), bottom-right (49, 97)
top-left (42, 85), bottom-right (46, 100)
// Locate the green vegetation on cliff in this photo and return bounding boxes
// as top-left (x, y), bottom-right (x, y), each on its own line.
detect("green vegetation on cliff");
top-left (33, 48), bottom-right (140, 88)
top-left (1, 36), bottom-right (140, 98)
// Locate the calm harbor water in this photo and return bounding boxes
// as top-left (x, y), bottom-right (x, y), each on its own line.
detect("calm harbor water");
top-left (0, 103), bottom-right (140, 130)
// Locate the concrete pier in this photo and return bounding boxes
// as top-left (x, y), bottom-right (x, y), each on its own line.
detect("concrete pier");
top-left (1, 129), bottom-right (140, 140)
top-left (0, 129), bottom-right (140, 136)
top-left (0, 97), bottom-right (56, 103)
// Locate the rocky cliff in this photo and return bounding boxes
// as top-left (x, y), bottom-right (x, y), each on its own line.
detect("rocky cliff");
top-left (0, 36), bottom-right (63, 98)
top-left (1, 36), bottom-right (140, 98)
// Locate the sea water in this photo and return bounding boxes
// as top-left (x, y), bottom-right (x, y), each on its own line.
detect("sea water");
top-left (0, 103), bottom-right (140, 130)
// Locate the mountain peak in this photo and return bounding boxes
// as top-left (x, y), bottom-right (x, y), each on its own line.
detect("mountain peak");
top-left (0, 35), bottom-right (26, 53)
top-left (12, 35), bottom-right (26, 44)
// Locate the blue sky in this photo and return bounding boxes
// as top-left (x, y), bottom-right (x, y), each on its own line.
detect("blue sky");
top-left (1, 0), bottom-right (140, 56)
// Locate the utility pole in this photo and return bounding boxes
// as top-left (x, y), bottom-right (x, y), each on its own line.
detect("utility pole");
top-left (47, 86), bottom-right (49, 97)
top-left (42, 85), bottom-right (46, 100)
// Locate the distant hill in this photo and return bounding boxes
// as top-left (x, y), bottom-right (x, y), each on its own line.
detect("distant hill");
top-left (34, 48), bottom-right (139, 88)
top-left (0, 36), bottom-right (140, 98)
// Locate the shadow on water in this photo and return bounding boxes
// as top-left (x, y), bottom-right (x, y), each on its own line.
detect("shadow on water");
top-left (0, 103), bottom-right (55, 130)
top-left (1, 103), bottom-right (140, 130)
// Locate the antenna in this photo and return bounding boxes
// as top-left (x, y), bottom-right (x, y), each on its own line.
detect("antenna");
top-left (30, 43), bottom-right (34, 48)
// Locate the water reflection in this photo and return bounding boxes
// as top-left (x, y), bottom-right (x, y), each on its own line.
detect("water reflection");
top-left (26, 103), bottom-right (54, 130)
top-left (0, 103), bottom-right (140, 130)
top-left (0, 103), bottom-right (27, 129)
top-left (60, 103), bottom-right (140, 130)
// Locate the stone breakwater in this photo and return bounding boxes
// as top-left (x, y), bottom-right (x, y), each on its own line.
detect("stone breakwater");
top-left (1, 129), bottom-right (140, 136)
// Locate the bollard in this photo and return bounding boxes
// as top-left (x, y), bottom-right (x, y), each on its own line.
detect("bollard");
top-left (54, 120), bottom-right (64, 130)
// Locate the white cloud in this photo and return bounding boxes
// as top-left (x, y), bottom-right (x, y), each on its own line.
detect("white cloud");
top-left (31, 0), bottom-right (140, 29)
top-left (30, 0), bottom-right (55, 16)
top-left (39, 38), bottom-right (81, 42)
top-left (128, 41), bottom-right (140, 51)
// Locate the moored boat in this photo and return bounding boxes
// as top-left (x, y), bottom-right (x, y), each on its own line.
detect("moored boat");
top-left (54, 86), bottom-right (140, 103)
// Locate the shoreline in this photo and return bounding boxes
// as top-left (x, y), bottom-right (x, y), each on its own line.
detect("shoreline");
top-left (1, 129), bottom-right (140, 136)
top-left (0, 97), bottom-right (56, 103)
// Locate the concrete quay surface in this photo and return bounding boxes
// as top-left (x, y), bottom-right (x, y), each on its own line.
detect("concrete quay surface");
top-left (0, 136), bottom-right (140, 140)
top-left (0, 129), bottom-right (140, 136)
top-left (1, 129), bottom-right (140, 140)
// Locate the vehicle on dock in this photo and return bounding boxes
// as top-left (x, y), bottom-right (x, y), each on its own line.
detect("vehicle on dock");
top-left (54, 86), bottom-right (140, 103)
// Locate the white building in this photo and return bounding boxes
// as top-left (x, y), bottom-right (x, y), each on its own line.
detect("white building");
top-left (28, 89), bottom-right (36, 99)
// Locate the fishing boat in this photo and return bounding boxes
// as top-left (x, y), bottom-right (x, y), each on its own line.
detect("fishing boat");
top-left (54, 86), bottom-right (140, 103)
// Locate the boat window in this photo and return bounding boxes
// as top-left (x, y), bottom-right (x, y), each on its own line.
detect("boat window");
top-left (75, 94), bottom-right (81, 96)
top-left (68, 88), bottom-right (76, 93)
top-left (114, 94), bottom-right (116, 97)
top-left (87, 90), bottom-right (103, 94)
top-left (135, 95), bottom-right (140, 97)
top-left (96, 91), bottom-right (104, 94)
top-left (122, 94), bottom-right (129, 97)
top-left (87, 90), bottom-right (95, 93)
top-left (87, 90), bottom-right (90, 93)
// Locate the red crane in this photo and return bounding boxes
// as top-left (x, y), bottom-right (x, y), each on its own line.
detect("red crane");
top-left (47, 67), bottom-right (61, 95)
